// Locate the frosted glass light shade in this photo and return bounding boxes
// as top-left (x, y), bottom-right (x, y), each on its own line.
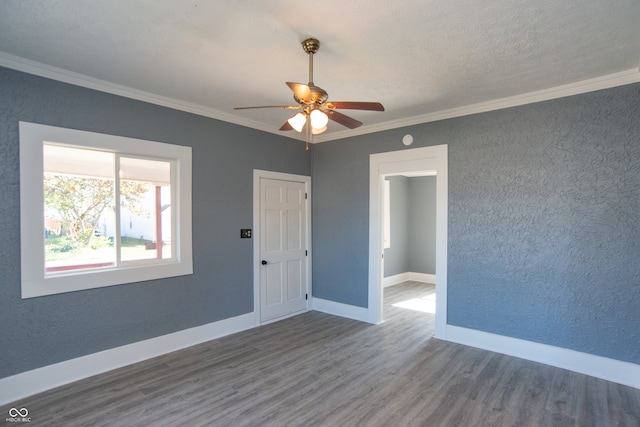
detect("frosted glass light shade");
top-left (288, 113), bottom-right (306, 132)
top-left (310, 109), bottom-right (328, 129)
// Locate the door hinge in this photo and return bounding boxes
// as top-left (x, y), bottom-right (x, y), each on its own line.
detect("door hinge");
top-left (305, 192), bottom-right (308, 199)
top-left (306, 293), bottom-right (308, 300)
top-left (305, 250), bottom-right (308, 256)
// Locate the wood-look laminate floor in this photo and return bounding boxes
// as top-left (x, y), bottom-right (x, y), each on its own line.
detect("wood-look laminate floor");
top-left (5, 281), bottom-right (640, 426)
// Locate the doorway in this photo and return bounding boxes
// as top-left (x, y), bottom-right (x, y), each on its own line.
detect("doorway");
top-left (368, 145), bottom-right (448, 339)
top-left (382, 174), bottom-right (437, 321)
top-left (382, 174), bottom-right (437, 285)
top-left (253, 170), bottom-right (311, 325)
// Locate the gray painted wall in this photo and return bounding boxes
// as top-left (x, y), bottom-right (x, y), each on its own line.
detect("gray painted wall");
top-left (383, 176), bottom-right (409, 277)
top-left (2, 64), bottom-right (638, 377)
top-left (408, 176), bottom-right (436, 275)
top-left (312, 83), bottom-right (640, 365)
top-left (383, 176), bottom-right (436, 277)
top-left (0, 67), bottom-right (311, 378)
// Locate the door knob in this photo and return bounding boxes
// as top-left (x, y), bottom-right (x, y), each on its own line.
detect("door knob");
top-left (261, 260), bottom-right (267, 265)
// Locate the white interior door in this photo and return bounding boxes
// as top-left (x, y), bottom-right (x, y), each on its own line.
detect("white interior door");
top-left (258, 177), bottom-right (309, 322)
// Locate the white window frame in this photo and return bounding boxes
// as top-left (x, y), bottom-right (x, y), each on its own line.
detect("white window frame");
top-left (20, 122), bottom-right (193, 299)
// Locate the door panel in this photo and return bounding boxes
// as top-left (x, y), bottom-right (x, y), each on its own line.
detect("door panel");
top-left (265, 209), bottom-right (282, 252)
top-left (286, 209), bottom-right (302, 250)
top-left (287, 259), bottom-right (302, 300)
top-left (259, 178), bottom-right (308, 322)
top-left (265, 263), bottom-right (283, 305)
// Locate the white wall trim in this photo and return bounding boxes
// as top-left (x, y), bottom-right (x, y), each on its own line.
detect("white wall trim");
top-left (19, 122), bottom-right (193, 298)
top-left (0, 51), bottom-right (292, 140)
top-left (0, 312), bottom-right (256, 406)
top-left (445, 325), bottom-right (640, 390)
top-left (2, 51), bottom-right (638, 145)
top-left (312, 68), bottom-right (640, 143)
top-left (383, 272), bottom-right (436, 287)
top-left (3, 309), bottom-right (638, 405)
top-left (383, 272), bottom-right (410, 287)
top-left (409, 272), bottom-right (436, 284)
top-left (369, 145), bottom-right (448, 334)
top-left (311, 297), bottom-right (372, 324)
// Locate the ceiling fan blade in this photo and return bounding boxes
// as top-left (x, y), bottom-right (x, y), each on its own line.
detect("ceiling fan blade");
top-left (326, 101), bottom-right (385, 111)
top-left (279, 121), bottom-right (294, 131)
top-left (286, 82), bottom-right (312, 103)
top-left (233, 105), bottom-right (300, 110)
top-left (326, 110), bottom-right (363, 129)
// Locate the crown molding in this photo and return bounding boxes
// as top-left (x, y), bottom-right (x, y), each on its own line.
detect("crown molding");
top-left (2, 51), bottom-right (638, 144)
top-left (0, 51), bottom-right (289, 138)
top-left (312, 67), bottom-right (640, 143)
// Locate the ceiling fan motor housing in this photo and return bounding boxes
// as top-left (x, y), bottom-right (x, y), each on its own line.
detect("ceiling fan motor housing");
top-left (294, 85), bottom-right (329, 106)
top-left (302, 38), bottom-right (320, 55)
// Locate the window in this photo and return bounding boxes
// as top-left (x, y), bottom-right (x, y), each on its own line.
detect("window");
top-left (20, 122), bottom-right (192, 298)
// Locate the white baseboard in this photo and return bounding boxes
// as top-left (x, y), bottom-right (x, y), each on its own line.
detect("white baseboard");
top-left (5, 309), bottom-right (638, 406)
top-left (311, 297), bottom-right (373, 323)
top-left (409, 272), bottom-right (436, 284)
top-left (383, 272), bottom-right (409, 287)
top-left (445, 325), bottom-right (640, 390)
top-left (260, 309), bottom-right (309, 326)
top-left (383, 272), bottom-right (436, 287)
top-left (0, 312), bottom-right (256, 406)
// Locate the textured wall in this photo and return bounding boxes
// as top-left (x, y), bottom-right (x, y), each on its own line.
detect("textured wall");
top-left (3, 65), bottom-right (638, 377)
top-left (0, 67), bottom-right (311, 378)
top-left (448, 86), bottom-right (640, 363)
top-left (312, 83), bottom-right (640, 364)
top-left (408, 176), bottom-right (436, 275)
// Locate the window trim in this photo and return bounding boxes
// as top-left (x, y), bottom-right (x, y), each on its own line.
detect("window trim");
top-left (20, 122), bottom-right (193, 299)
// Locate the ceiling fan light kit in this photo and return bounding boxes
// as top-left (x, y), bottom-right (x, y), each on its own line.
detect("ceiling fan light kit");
top-left (234, 37), bottom-right (384, 149)
top-left (288, 112), bottom-right (307, 132)
top-left (310, 109), bottom-right (329, 129)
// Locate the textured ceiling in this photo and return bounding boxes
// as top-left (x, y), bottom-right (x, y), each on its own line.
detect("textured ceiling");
top-left (1, 1), bottom-right (639, 142)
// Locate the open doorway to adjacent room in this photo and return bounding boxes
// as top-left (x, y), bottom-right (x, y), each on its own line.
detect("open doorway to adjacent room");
top-left (368, 144), bottom-right (447, 338)
top-left (382, 174), bottom-right (437, 324)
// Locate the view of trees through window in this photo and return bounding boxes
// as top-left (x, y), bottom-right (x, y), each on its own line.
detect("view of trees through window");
top-left (44, 144), bottom-right (172, 273)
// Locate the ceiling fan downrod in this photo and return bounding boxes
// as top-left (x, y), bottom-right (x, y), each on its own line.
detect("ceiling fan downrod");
top-left (301, 38), bottom-right (320, 86)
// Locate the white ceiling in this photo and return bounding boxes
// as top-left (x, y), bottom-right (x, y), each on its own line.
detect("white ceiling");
top-left (1, 1), bottom-right (639, 143)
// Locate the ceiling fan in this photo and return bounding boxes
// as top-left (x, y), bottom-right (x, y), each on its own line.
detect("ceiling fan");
top-left (234, 38), bottom-right (384, 149)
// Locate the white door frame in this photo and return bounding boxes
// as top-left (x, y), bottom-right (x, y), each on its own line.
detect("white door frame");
top-left (368, 145), bottom-right (448, 338)
top-left (253, 169), bottom-right (312, 325)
